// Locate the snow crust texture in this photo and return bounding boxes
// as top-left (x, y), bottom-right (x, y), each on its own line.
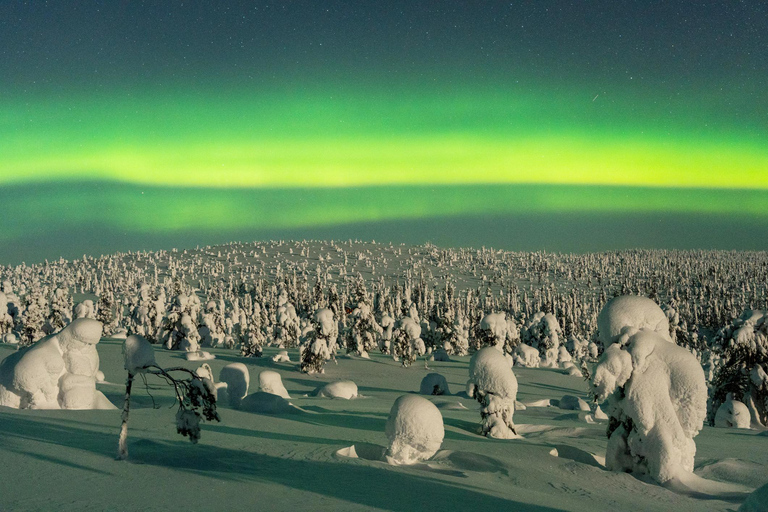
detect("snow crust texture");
top-left (385, 394), bottom-right (444, 465)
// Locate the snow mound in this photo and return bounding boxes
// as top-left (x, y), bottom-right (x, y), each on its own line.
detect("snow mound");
top-left (431, 348), bottom-right (451, 362)
top-left (240, 391), bottom-right (294, 414)
top-left (558, 395), bottom-right (591, 411)
top-left (419, 373), bottom-right (450, 395)
top-left (123, 335), bottom-right (157, 374)
top-left (259, 370), bottom-right (290, 399)
top-left (185, 351), bottom-right (215, 361)
top-left (314, 380), bottom-right (358, 399)
top-left (272, 350), bottom-right (291, 363)
top-left (468, 347), bottom-right (519, 439)
top-left (0, 319), bottom-right (114, 410)
top-left (714, 394), bottom-right (752, 429)
top-left (514, 344), bottom-right (540, 368)
top-left (385, 394), bottom-right (444, 465)
top-left (219, 363), bottom-right (249, 407)
top-left (597, 295), bottom-right (671, 346)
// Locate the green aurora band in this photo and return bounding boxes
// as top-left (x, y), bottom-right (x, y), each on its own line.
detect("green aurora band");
top-left (3, 84), bottom-right (767, 190)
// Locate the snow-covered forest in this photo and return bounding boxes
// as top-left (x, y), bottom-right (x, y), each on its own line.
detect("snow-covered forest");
top-left (1, 240), bottom-right (767, 511)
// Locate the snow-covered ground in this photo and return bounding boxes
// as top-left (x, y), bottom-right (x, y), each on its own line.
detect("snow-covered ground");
top-left (1, 340), bottom-right (765, 512)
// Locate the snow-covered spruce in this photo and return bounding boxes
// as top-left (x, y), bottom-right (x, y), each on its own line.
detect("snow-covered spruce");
top-left (0, 318), bottom-right (114, 410)
top-left (592, 325), bottom-right (707, 484)
top-left (391, 316), bottom-right (426, 367)
top-left (522, 312), bottom-right (562, 367)
top-left (708, 309), bottom-right (768, 427)
top-left (385, 394), bottom-right (444, 465)
top-left (467, 347), bottom-right (519, 439)
top-left (345, 301), bottom-right (382, 357)
top-left (474, 312), bottom-right (509, 353)
top-left (300, 308), bottom-right (338, 374)
top-left (714, 393), bottom-right (751, 429)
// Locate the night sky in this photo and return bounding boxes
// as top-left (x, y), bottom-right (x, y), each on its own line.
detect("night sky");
top-left (1, 1), bottom-right (767, 262)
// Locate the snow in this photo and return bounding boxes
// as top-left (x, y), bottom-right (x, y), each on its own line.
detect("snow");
top-left (597, 295), bottom-right (671, 346)
top-left (184, 351), bottom-right (215, 361)
top-left (385, 394), bottom-right (444, 465)
top-left (259, 370), bottom-right (290, 399)
top-left (0, 319), bottom-right (114, 410)
top-left (419, 373), bottom-right (450, 396)
top-left (558, 395), bottom-right (591, 411)
top-left (314, 380), bottom-right (358, 399)
top-left (468, 347), bottom-right (519, 439)
top-left (514, 343), bottom-right (540, 368)
top-left (240, 391), bottom-right (295, 414)
top-left (123, 334), bottom-right (156, 374)
top-left (740, 482), bottom-right (768, 512)
top-left (218, 363), bottom-right (249, 407)
top-left (592, 328), bottom-right (708, 483)
top-left (714, 395), bottom-right (752, 429)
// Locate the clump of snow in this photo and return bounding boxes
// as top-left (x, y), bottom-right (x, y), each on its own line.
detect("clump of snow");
top-left (592, 327), bottom-right (707, 484)
top-left (259, 370), bottom-right (290, 399)
top-left (514, 343), bottom-right (540, 368)
top-left (0, 318), bottom-right (114, 410)
top-left (2, 333), bottom-right (18, 345)
top-left (272, 350), bottom-right (291, 363)
top-left (219, 363), bottom-right (249, 407)
top-left (385, 394), bottom-right (444, 465)
top-left (419, 373), bottom-right (450, 395)
top-left (558, 395), bottom-right (591, 411)
top-left (431, 348), bottom-right (451, 362)
top-left (597, 295), bottom-right (671, 347)
top-left (314, 380), bottom-right (358, 399)
top-left (467, 347), bottom-right (518, 438)
top-left (123, 334), bottom-right (157, 374)
top-left (522, 312), bottom-right (562, 367)
top-left (184, 351), bottom-right (215, 361)
top-left (476, 312), bottom-right (509, 352)
top-left (714, 393), bottom-right (751, 429)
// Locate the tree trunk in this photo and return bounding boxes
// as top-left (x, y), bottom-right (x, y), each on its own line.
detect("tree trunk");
top-left (117, 372), bottom-right (134, 460)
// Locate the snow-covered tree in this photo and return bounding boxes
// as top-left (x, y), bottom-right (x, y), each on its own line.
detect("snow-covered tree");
top-left (522, 312), bottom-right (562, 367)
top-left (300, 308), bottom-right (338, 374)
top-left (391, 316), bottom-right (426, 367)
top-left (467, 347), bottom-right (518, 439)
top-left (20, 288), bottom-right (49, 346)
top-left (345, 301), bottom-right (382, 357)
top-left (707, 309), bottom-right (768, 427)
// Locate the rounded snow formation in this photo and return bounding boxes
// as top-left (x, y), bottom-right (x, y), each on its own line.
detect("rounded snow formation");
top-left (514, 344), bottom-right (540, 368)
top-left (714, 396), bottom-right (751, 429)
top-left (123, 335), bottom-right (157, 374)
top-left (419, 373), bottom-right (450, 396)
top-left (431, 348), bottom-right (451, 362)
top-left (259, 370), bottom-right (290, 399)
top-left (558, 395), bottom-right (591, 411)
top-left (240, 391), bottom-right (294, 414)
top-left (593, 329), bottom-right (707, 484)
top-left (0, 320), bottom-right (114, 410)
top-left (469, 347), bottom-right (518, 399)
top-left (314, 380), bottom-right (358, 399)
top-left (385, 394), bottom-right (444, 465)
top-left (219, 363), bottom-right (249, 407)
top-left (597, 295), bottom-right (671, 346)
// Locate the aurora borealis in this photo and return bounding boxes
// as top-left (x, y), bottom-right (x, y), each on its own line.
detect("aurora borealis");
top-left (1, 1), bottom-right (767, 263)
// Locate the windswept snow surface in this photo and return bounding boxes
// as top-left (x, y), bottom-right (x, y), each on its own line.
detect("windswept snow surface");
top-left (0, 341), bottom-right (766, 511)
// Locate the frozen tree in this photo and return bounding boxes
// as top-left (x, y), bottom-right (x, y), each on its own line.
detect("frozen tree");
top-left (467, 347), bottom-right (518, 439)
top-left (391, 316), bottom-right (426, 367)
top-left (96, 292), bottom-right (117, 336)
top-left (379, 311), bottom-right (395, 354)
top-left (345, 301), bottom-right (382, 357)
top-left (159, 294), bottom-right (201, 351)
top-left (522, 312), bottom-right (562, 367)
top-left (475, 312), bottom-right (509, 352)
top-left (273, 289), bottom-right (301, 348)
top-left (300, 308), bottom-right (338, 374)
top-left (20, 288), bottom-right (49, 346)
top-left (591, 296), bottom-right (707, 484)
top-left (708, 309), bottom-right (768, 427)
top-left (118, 334), bottom-right (220, 460)
top-left (45, 287), bottom-right (73, 334)
top-left (74, 300), bottom-right (96, 319)
top-left (0, 292), bottom-right (13, 338)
